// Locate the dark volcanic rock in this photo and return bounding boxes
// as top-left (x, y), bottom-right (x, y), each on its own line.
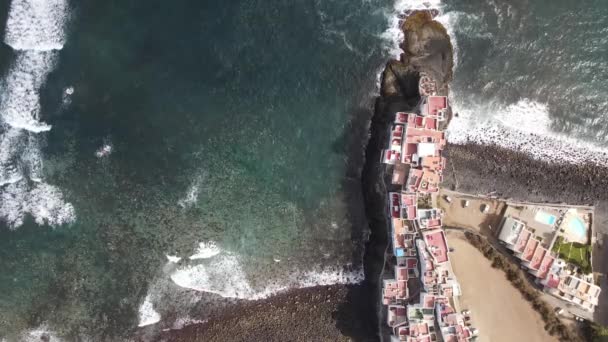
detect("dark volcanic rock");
top-left (362, 11), bottom-right (453, 341)
top-left (151, 10), bottom-right (455, 342)
top-left (153, 285), bottom-right (375, 342)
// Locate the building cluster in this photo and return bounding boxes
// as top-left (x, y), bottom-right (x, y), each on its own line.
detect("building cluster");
top-left (380, 72), bottom-right (477, 342)
top-left (498, 212), bottom-right (601, 312)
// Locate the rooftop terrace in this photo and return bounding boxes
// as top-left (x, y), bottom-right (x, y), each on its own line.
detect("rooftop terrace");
top-left (424, 230), bottom-right (449, 264)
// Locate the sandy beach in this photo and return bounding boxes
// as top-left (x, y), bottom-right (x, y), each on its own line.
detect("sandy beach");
top-left (447, 231), bottom-right (557, 342)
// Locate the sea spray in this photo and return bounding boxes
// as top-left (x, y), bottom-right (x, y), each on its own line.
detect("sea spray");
top-left (442, 0), bottom-right (608, 166)
top-left (0, 0), bottom-right (74, 228)
top-left (446, 98), bottom-right (608, 165)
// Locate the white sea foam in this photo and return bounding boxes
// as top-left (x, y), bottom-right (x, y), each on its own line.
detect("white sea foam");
top-left (22, 134), bottom-right (43, 182)
top-left (177, 173), bottom-right (205, 208)
top-left (21, 325), bottom-right (63, 342)
top-left (166, 317), bottom-right (207, 331)
top-left (171, 246), bottom-right (364, 300)
top-left (0, 0), bottom-right (75, 229)
top-left (0, 129), bottom-right (24, 186)
top-left (4, 0), bottom-right (68, 51)
top-left (166, 254), bottom-right (182, 263)
top-left (95, 143), bottom-right (113, 158)
top-left (447, 98), bottom-right (608, 165)
top-left (0, 180), bottom-right (75, 228)
top-left (189, 241), bottom-right (220, 260)
top-left (137, 294), bottom-right (161, 327)
top-left (0, 51), bottom-right (56, 132)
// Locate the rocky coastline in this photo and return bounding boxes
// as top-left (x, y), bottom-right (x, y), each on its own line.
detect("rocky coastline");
top-left (153, 10), bottom-right (456, 342)
top-left (444, 142), bottom-right (608, 325)
top-left (365, 10), bottom-right (453, 340)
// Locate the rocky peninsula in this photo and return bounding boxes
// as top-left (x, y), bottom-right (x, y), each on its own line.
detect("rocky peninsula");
top-left (153, 10), bottom-right (456, 342)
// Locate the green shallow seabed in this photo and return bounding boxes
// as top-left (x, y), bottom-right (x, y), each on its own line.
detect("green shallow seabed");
top-left (0, 0), bottom-right (392, 339)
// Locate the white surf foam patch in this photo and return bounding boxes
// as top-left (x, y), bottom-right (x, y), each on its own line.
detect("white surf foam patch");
top-left (0, 129), bottom-right (24, 186)
top-left (380, 0), bottom-right (444, 59)
top-left (62, 85), bottom-right (74, 106)
top-left (0, 51), bottom-right (56, 132)
top-left (447, 98), bottom-right (608, 165)
top-left (22, 134), bottom-right (43, 182)
top-left (171, 248), bottom-right (364, 300)
top-left (4, 0), bottom-right (68, 51)
top-left (189, 241), bottom-right (220, 260)
top-left (0, 180), bottom-right (75, 228)
top-left (95, 143), bottom-right (113, 158)
top-left (164, 317), bottom-right (207, 331)
top-left (21, 325), bottom-right (63, 342)
top-left (166, 254), bottom-right (182, 263)
top-left (138, 294), bottom-right (161, 327)
top-left (0, 0), bottom-right (75, 229)
top-left (177, 173), bottom-right (205, 209)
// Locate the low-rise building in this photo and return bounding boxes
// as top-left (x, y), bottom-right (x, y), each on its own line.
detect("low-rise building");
top-left (421, 96), bottom-right (448, 121)
top-left (498, 213), bottom-right (601, 312)
top-left (435, 302), bottom-right (472, 342)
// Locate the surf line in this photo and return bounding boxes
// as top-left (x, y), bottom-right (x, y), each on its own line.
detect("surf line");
top-left (0, 0), bottom-right (75, 228)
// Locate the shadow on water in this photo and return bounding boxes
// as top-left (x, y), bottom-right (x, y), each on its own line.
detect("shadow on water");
top-left (330, 100), bottom-right (377, 341)
top-left (333, 65), bottom-right (420, 341)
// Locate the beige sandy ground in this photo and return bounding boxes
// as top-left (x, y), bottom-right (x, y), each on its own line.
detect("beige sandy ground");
top-left (438, 190), bottom-right (506, 236)
top-left (447, 231), bottom-right (557, 342)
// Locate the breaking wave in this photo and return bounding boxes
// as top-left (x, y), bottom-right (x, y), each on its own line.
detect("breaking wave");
top-left (4, 0), bottom-right (67, 51)
top-left (0, 0), bottom-right (74, 229)
top-left (447, 98), bottom-right (608, 165)
top-left (170, 244), bottom-right (363, 300)
top-left (137, 294), bottom-right (161, 328)
top-left (20, 325), bottom-right (63, 342)
top-left (188, 241), bottom-right (220, 260)
top-left (442, 3), bottom-right (608, 166)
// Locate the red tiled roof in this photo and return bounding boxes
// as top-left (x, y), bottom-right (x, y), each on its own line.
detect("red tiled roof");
top-left (427, 96), bottom-right (447, 116)
top-left (529, 247), bottom-right (547, 270)
top-left (424, 230), bottom-right (449, 264)
top-left (537, 254), bottom-right (555, 279)
top-left (523, 238), bottom-right (539, 262)
top-left (546, 274), bottom-right (560, 288)
top-left (514, 229), bottom-right (531, 253)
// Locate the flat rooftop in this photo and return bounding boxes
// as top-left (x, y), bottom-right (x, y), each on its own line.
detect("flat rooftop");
top-left (424, 230), bottom-right (449, 264)
top-left (514, 229), bottom-right (531, 253)
top-left (537, 254), bottom-right (555, 279)
top-left (529, 246), bottom-right (547, 270)
top-left (426, 96), bottom-right (448, 116)
top-left (523, 238), bottom-right (539, 262)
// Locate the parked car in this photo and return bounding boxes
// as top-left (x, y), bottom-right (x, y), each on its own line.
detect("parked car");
top-left (554, 307), bottom-right (564, 315)
top-left (462, 200), bottom-right (470, 208)
top-left (444, 195), bottom-right (452, 203)
top-left (481, 204), bottom-right (490, 213)
top-left (462, 310), bottom-right (470, 315)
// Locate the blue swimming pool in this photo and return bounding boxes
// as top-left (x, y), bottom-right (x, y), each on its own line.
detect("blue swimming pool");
top-left (535, 211), bottom-right (556, 226)
top-left (569, 217), bottom-right (587, 239)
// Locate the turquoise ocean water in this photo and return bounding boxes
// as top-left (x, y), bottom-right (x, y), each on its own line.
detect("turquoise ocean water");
top-left (2, 0), bottom-right (608, 339)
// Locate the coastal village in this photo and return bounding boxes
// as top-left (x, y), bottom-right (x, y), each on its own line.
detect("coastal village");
top-left (437, 190), bottom-right (602, 322)
top-left (379, 12), bottom-right (603, 342)
top-left (380, 69), bottom-right (475, 341)
top-left (380, 71), bottom-right (603, 341)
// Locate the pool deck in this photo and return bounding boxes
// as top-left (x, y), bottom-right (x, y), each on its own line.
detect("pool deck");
top-left (438, 189), bottom-right (601, 319)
